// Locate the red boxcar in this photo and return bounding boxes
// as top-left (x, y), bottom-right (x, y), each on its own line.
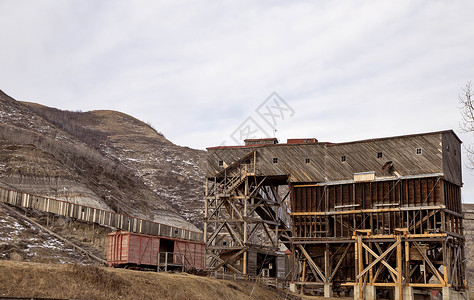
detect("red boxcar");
top-left (107, 231), bottom-right (205, 271)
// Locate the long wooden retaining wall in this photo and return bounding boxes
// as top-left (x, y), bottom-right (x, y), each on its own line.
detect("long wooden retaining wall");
top-left (0, 186), bottom-right (203, 242)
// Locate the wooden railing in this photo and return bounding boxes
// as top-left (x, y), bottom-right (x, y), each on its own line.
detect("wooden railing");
top-left (0, 186), bottom-right (203, 241)
top-left (209, 270), bottom-right (289, 290)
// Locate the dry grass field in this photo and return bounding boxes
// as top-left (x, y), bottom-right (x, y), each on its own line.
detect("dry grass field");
top-left (0, 260), bottom-right (357, 300)
top-left (0, 260), bottom-right (294, 300)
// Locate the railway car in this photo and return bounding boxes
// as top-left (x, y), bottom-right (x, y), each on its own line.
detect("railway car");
top-left (107, 231), bottom-right (205, 271)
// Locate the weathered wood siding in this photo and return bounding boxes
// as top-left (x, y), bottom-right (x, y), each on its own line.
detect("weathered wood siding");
top-left (291, 177), bottom-right (462, 238)
top-left (207, 131), bottom-right (461, 185)
top-left (292, 177), bottom-right (444, 213)
top-left (247, 250), bottom-right (258, 276)
top-left (206, 144), bottom-right (327, 182)
top-left (442, 132), bottom-right (462, 186)
top-left (276, 255), bottom-right (286, 279)
top-left (324, 133), bottom-right (443, 181)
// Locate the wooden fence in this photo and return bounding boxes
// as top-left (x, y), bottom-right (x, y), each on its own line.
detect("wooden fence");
top-left (0, 186), bottom-right (203, 242)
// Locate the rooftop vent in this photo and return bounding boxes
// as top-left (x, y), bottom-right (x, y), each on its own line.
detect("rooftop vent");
top-left (244, 138), bottom-right (278, 146)
top-left (354, 171), bottom-right (375, 182)
top-left (287, 138), bottom-right (318, 144)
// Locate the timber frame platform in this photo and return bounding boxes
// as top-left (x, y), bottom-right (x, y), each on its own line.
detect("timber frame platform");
top-left (204, 151), bottom-right (290, 278)
top-left (205, 131), bottom-right (467, 299)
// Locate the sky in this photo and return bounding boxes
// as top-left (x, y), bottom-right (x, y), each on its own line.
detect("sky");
top-left (1, 0), bottom-right (474, 201)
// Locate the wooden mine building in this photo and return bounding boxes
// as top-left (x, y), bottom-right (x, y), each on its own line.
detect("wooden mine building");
top-left (204, 130), bottom-right (466, 300)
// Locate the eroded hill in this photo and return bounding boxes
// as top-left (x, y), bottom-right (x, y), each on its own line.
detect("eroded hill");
top-left (0, 90), bottom-right (204, 230)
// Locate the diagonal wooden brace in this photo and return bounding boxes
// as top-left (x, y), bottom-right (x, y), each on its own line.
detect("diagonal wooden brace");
top-left (209, 248), bottom-right (246, 273)
top-left (298, 244), bottom-right (326, 282)
top-left (362, 242), bottom-right (399, 280)
top-left (206, 223), bottom-right (226, 246)
top-left (413, 242), bottom-right (446, 285)
top-left (329, 243), bottom-right (351, 282)
top-left (357, 239), bottom-right (400, 280)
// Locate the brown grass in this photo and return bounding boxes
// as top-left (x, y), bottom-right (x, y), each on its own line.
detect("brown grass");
top-left (0, 260), bottom-right (306, 300)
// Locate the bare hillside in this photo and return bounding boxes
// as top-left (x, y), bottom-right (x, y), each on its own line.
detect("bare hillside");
top-left (22, 100), bottom-right (206, 229)
top-left (0, 90), bottom-right (197, 230)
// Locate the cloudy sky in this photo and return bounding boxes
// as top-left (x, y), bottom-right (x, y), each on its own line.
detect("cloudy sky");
top-left (1, 0), bottom-right (474, 200)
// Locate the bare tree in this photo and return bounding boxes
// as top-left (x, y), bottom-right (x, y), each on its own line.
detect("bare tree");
top-left (459, 81), bottom-right (474, 169)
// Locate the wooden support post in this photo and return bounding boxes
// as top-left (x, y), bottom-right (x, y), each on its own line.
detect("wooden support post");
top-left (302, 259), bottom-right (306, 282)
top-left (204, 178), bottom-right (208, 246)
top-left (442, 239), bottom-right (448, 287)
top-left (291, 244), bottom-right (297, 281)
top-left (324, 243), bottom-right (329, 283)
top-left (405, 241), bottom-right (410, 285)
top-left (369, 242), bottom-right (373, 284)
top-left (243, 177), bottom-right (248, 275)
top-left (358, 234), bottom-right (363, 300)
top-left (397, 235), bottom-right (403, 300)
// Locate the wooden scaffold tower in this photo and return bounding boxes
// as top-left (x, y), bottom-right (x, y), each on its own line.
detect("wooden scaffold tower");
top-left (204, 150), bottom-right (291, 278)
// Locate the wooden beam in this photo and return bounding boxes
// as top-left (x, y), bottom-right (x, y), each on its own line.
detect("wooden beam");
top-left (362, 242), bottom-right (399, 280)
top-left (290, 205), bottom-right (446, 216)
top-left (206, 223), bottom-right (226, 246)
top-left (297, 245), bottom-right (326, 282)
top-left (301, 260), bottom-right (306, 282)
top-left (373, 238), bottom-right (398, 281)
top-left (449, 246), bottom-right (460, 286)
top-left (413, 242), bottom-right (445, 285)
top-left (208, 251), bottom-right (244, 274)
top-left (224, 222), bottom-right (244, 246)
top-left (329, 243), bottom-right (351, 281)
top-left (357, 235), bottom-right (363, 300)
top-left (357, 239), bottom-right (400, 280)
top-left (409, 210), bottom-right (436, 231)
top-left (397, 235), bottom-right (403, 300)
top-left (407, 283), bottom-right (451, 288)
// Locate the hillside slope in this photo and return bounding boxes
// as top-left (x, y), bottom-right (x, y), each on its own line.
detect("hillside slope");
top-left (0, 90), bottom-right (199, 230)
top-left (22, 100), bottom-right (206, 229)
